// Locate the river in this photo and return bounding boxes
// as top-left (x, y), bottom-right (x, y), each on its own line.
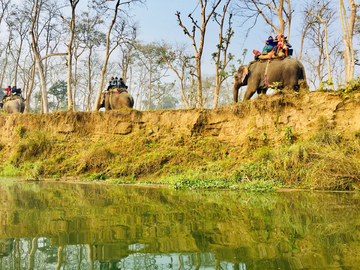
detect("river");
top-left (0, 180), bottom-right (359, 269)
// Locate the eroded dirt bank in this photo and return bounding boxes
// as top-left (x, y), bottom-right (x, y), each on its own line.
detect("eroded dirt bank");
top-left (0, 91), bottom-right (358, 145)
top-left (1, 91), bottom-right (360, 190)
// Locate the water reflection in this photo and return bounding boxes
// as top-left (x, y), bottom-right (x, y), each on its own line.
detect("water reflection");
top-left (0, 181), bottom-right (359, 269)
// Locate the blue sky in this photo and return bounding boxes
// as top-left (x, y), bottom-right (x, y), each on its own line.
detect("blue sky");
top-left (129, 0), bottom-right (263, 74)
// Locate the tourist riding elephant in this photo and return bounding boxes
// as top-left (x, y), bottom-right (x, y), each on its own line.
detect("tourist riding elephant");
top-left (96, 90), bottom-right (134, 111)
top-left (2, 98), bottom-right (25, 113)
top-left (233, 58), bottom-right (307, 102)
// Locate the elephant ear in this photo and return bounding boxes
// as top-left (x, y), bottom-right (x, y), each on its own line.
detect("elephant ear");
top-left (236, 66), bottom-right (249, 83)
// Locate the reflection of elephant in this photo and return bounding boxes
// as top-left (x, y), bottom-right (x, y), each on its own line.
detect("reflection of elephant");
top-left (2, 98), bottom-right (25, 113)
top-left (233, 58), bottom-right (307, 102)
top-left (0, 238), bottom-right (14, 258)
top-left (96, 90), bottom-right (134, 111)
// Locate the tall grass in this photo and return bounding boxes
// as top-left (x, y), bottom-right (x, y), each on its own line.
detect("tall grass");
top-left (1, 122), bottom-right (360, 190)
top-left (237, 129), bottom-right (360, 190)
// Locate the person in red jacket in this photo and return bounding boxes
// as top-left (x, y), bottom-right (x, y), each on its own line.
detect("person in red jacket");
top-left (4, 86), bottom-right (11, 95)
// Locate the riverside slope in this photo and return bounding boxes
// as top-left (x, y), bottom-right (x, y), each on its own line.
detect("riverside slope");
top-left (0, 91), bottom-right (358, 146)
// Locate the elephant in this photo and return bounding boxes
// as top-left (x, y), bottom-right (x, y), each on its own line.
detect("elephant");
top-left (233, 57), bottom-right (307, 102)
top-left (1, 98), bottom-right (25, 113)
top-left (96, 89), bottom-right (134, 111)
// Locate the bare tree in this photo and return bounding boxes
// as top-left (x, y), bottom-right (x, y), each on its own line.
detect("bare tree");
top-left (77, 12), bottom-right (105, 111)
top-left (30, 0), bottom-right (50, 113)
top-left (6, 8), bottom-right (30, 87)
top-left (176, 0), bottom-right (223, 108)
top-left (339, 0), bottom-right (357, 85)
top-left (93, 0), bottom-right (144, 111)
top-left (134, 42), bottom-right (168, 110)
top-left (117, 23), bottom-right (137, 85)
top-left (30, 0), bottom-right (66, 113)
top-left (159, 43), bottom-right (194, 109)
top-left (59, 0), bottom-right (79, 111)
top-left (212, 0), bottom-right (234, 108)
top-left (238, 0), bottom-right (294, 38)
top-left (0, 25), bottom-right (13, 89)
top-left (0, 0), bottom-right (11, 26)
top-left (305, 1), bottom-right (336, 90)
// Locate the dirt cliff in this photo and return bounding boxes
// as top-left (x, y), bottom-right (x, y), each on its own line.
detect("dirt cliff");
top-left (0, 91), bottom-right (358, 146)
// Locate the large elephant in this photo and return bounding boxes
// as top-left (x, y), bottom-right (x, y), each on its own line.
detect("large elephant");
top-left (233, 58), bottom-right (307, 102)
top-left (2, 98), bottom-right (25, 113)
top-left (96, 90), bottom-right (134, 111)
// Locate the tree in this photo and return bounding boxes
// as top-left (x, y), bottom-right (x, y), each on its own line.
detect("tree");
top-left (159, 43), bottom-right (195, 109)
top-left (76, 12), bottom-right (105, 111)
top-left (48, 80), bottom-right (67, 111)
top-left (176, 0), bottom-right (223, 108)
top-left (305, 1), bottom-right (336, 90)
top-left (118, 25), bottom-right (137, 86)
top-left (30, 0), bottom-right (50, 113)
top-left (238, 0), bottom-right (294, 38)
top-left (60, 0), bottom-right (80, 111)
top-left (0, 0), bottom-right (11, 27)
top-left (93, 0), bottom-right (144, 111)
top-left (339, 0), bottom-right (357, 85)
top-left (5, 5), bottom-right (31, 88)
top-left (212, 0), bottom-right (234, 108)
top-left (29, 0), bottom-right (66, 113)
top-left (134, 42), bottom-right (168, 110)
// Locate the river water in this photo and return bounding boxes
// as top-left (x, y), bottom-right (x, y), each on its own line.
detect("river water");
top-left (0, 181), bottom-right (359, 270)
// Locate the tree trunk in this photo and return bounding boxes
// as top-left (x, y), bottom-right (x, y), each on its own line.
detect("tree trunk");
top-left (93, 0), bottom-right (121, 111)
top-left (30, 0), bottom-right (49, 113)
top-left (339, 0), bottom-right (356, 84)
top-left (66, 1), bottom-right (79, 111)
top-left (87, 48), bottom-right (93, 111)
top-left (25, 61), bottom-right (36, 113)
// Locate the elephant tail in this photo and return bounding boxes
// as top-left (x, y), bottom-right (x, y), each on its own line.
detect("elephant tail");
top-left (293, 58), bottom-right (307, 88)
top-left (128, 94), bottom-right (134, 108)
top-left (299, 61), bottom-right (308, 88)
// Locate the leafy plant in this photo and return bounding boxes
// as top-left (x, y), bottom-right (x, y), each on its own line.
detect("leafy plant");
top-left (283, 126), bottom-right (294, 144)
top-left (15, 125), bottom-right (27, 139)
top-left (318, 78), bottom-right (334, 92)
top-left (269, 81), bottom-right (282, 93)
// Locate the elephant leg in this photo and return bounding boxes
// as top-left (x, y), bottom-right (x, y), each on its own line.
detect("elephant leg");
top-left (243, 85), bottom-right (258, 101)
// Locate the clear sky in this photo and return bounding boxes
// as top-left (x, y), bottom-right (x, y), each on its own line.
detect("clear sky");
top-left (129, 0), bottom-right (360, 82)
top-left (129, 0), bottom-right (263, 74)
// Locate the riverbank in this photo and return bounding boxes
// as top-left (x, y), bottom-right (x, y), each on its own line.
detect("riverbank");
top-left (1, 89), bottom-right (360, 190)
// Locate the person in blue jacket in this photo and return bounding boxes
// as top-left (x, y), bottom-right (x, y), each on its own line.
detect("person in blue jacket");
top-left (262, 36), bottom-right (277, 53)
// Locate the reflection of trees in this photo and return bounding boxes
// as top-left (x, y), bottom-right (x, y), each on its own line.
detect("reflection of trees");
top-left (27, 237), bottom-right (37, 270)
top-left (0, 182), bottom-right (360, 268)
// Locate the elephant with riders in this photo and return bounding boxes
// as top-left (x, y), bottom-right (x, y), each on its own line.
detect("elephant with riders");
top-left (233, 57), bottom-right (307, 102)
top-left (0, 86), bottom-right (25, 113)
top-left (95, 77), bottom-right (134, 111)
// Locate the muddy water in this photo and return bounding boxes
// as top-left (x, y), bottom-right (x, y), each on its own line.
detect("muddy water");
top-left (0, 181), bottom-right (359, 270)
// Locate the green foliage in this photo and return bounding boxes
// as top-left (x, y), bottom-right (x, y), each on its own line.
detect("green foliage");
top-left (318, 78), bottom-right (334, 92)
top-left (269, 81), bottom-right (282, 93)
top-left (336, 77), bottom-right (360, 97)
top-left (283, 126), bottom-right (294, 144)
top-left (13, 130), bottom-right (54, 163)
top-left (15, 125), bottom-right (27, 139)
top-left (48, 80), bottom-right (68, 111)
top-left (84, 172), bottom-right (107, 181)
top-left (261, 126), bottom-right (267, 142)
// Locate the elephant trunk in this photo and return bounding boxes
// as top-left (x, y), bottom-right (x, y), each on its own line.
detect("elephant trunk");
top-left (233, 66), bottom-right (249, 103)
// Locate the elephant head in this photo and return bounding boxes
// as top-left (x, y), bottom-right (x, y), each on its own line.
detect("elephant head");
top-left (233, 65), bottom-right (249, 103)
top-left (94, 93), bottom-right (106, 110)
